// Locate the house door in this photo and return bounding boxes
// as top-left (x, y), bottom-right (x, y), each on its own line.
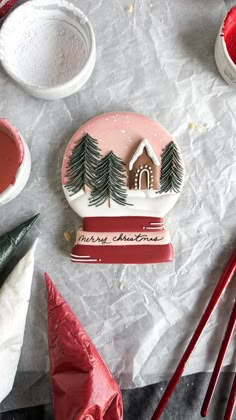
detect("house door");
top-left (134, 166), bottom-right (153, 190)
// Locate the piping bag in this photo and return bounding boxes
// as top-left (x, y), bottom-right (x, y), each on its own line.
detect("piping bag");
top-left (0, 240), bottom-right (37, 403)
top-left (45, 273), bottom-right (123, 420)
top-left (0, 214), bottom-right (39, 274)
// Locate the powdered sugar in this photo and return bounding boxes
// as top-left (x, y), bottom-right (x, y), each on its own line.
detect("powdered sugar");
top-left (6, 19), bottom-right (87, 87)
top-left (0, 0), bottom-right (96, 98)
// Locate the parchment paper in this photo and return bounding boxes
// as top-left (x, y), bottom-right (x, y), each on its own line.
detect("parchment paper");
top-left (0, 0), bottom-right (236, 411)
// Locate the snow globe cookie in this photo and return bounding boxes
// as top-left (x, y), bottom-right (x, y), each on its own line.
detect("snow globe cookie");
top-left (62, 112), bottom-right (184, 264)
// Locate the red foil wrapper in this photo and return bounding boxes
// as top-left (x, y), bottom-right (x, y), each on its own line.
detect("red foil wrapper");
top-left (45, 273), bottom-right (123, 420)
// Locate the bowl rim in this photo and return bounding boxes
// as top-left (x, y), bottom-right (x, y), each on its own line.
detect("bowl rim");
top-left (218, 21), bottom-right (236, 70)
top-left (0, 119), bottom-right (31, 205)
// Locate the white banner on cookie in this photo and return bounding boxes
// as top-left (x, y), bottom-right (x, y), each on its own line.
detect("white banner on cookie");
top-left (76, 230), bottom-right (170, 246)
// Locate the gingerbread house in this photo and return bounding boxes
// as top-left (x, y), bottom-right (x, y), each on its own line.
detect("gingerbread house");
top-left (128, 138), bottom-right (160, 190)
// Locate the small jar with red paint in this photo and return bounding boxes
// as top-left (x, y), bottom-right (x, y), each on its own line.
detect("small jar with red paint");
top-left (0, 118), bottom-right (31, 205)
top-left (215, 6), bottom-right (236, 86)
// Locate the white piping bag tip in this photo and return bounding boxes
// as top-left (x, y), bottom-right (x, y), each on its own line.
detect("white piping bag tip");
top-left (30, 238), bottom-right (39, 255)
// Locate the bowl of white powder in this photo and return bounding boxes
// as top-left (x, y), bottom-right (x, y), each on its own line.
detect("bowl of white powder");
top-left (0, 0), bottom-right (96, 99)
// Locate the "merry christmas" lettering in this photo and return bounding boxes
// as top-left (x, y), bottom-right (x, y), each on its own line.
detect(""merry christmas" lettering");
top-left (78, 232), bottom-right (164, 245)
top-left (113, 233), bottom-right (164, 243)
top-left (78, 234), bottom-right (110, 245)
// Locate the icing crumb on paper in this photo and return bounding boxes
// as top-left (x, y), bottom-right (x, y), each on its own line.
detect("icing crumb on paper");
top-left (188, 122), bottom-right (196, 130)
top-left (188, 122), bottom-right (209, 132)
top-left (64, 232), bottom-right (72, 242)
top-left (127, 4), bottom-right (134, 13)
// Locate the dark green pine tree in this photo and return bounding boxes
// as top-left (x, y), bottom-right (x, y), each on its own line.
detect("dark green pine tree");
top-left (65, 134), bottom-right (102, 195)
top-left (89, 151), bottom-right (129, 207)
top-left (159, 141), bottom-right (183, 193)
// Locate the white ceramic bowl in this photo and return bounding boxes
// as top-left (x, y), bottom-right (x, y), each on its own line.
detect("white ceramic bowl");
top-left (0, 0), bottom-right (96, 100)
top-left (0, 119), bottom-right (31, 206)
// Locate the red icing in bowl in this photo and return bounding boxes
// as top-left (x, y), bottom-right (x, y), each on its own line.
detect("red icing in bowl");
top-left (223, 6), bottom-right (236, 65)
top-left (0, 120), bottom-right (24, 194)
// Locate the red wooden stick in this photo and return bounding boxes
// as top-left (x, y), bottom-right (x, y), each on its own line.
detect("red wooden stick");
top-left (152, 249), bottom-right (236, 420)
top-left (224, 372), bottom-right (236, 420)
top-left (201, 300), bottom-right (236, 417)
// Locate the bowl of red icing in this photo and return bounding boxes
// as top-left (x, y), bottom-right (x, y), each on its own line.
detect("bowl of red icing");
top-left (215, 6), bottom-right (236, 86)
top-left (0, 118), bottom-right (31, 205)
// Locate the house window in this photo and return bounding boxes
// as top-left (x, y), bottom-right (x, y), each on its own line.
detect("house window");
top-left (134, 165), bottom-right (154, 190)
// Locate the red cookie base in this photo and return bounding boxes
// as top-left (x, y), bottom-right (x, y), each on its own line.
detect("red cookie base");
top-left (71, 243), bottom-right (174, 264)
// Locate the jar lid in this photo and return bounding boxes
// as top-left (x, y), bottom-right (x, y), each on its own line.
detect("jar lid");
top-left (0, 0), bottom-right (96, 100)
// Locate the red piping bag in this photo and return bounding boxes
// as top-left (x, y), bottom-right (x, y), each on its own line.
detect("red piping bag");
top-left (45, 273), bottom-right (123, 420)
